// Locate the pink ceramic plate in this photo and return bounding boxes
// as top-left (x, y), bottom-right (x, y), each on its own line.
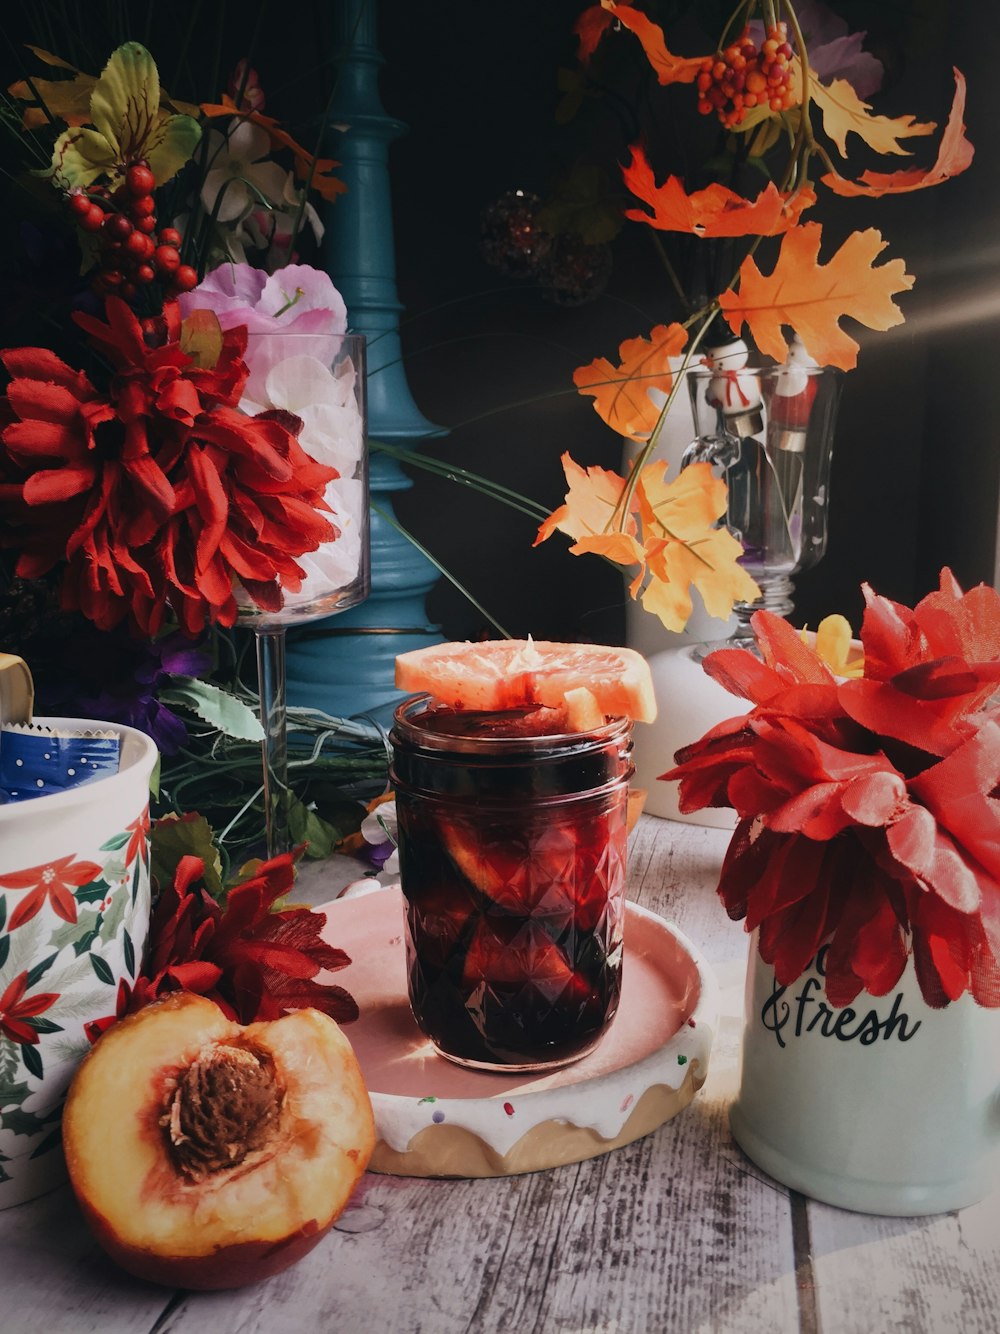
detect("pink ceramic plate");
top-left (320, 887), bottom-right (718, 1178)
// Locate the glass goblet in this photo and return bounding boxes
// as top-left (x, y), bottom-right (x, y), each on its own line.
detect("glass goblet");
top-left (236, 332), bottom-right (370, 857)
top-left (684, 356), bottom-right (842, 649)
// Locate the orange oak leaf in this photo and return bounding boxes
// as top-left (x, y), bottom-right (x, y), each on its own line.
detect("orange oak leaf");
top-left (636, 462), bottom-right (760, 628)
top-left (535, 454), bottom-right (638, 549)
top-left (603, 2), bottom-right (705, 85)
top-left (718, 222), bottom-right (914, 371)
top-left (822, 69), bottom-right (973, 199)
top-left (622, 145), bottom-right (816, 237)
top-left (808, 69), bottom-right (936, 158)
top-left (573, 322), bottom-right (688, 442)
top-left (535, 455), bottom-right (758, 632)
top-left (574, 5), bottom-right (614, 62)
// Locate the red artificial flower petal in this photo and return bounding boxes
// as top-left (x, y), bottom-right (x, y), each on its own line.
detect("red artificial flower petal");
top-left (908, 720), bottom-right (1000, 882)
top-left (888, 804), bottom-right (982, 913)
top-left (752, 610), bottom-right (835, 685)
top-left (22, 465), bottom-right (97, 504)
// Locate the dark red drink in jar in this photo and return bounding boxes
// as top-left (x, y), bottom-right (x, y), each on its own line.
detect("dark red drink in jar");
top-left (389, 698), bottom-right (633, 1071)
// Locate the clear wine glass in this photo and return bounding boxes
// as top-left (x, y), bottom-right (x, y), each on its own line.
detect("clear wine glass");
top-left (683, 347), bottom-right (842, 650)
top-left (236, 332), bottom-right (370, 857)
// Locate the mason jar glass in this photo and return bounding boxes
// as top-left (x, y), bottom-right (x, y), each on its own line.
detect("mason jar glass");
top-left (389, 697), bottom-right (634, 1071)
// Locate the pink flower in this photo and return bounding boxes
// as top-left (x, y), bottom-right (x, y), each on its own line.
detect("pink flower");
top-left (179, 263), bottom-right (347, 405)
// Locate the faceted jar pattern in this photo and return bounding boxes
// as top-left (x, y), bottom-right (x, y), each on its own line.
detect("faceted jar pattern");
top-left (395, 787), bottom-right (629, 1070)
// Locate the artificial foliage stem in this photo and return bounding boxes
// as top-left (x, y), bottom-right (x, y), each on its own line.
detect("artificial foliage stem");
top-left (647, 229), bottom-right (692, 316)
top-left (611, 305), bottom-right (717, 527)
top-left (255, 627), bottom-right (290, 858)
top-left (717, 0), bottom-right (754, 56)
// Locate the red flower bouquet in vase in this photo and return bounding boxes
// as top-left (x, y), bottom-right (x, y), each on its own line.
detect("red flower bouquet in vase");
top-left (665, 570), bottom-right (1000, 1215)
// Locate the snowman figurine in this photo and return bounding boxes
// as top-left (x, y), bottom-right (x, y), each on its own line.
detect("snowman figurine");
top-left (703, 338), bottom-right (764, 439)
top-left (682, 338), bottom-right (770, 564)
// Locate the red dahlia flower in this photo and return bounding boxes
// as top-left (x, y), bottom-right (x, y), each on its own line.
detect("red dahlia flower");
top-left (0, 297), bottom-right (338, 636)
top-left (663, 569), bottom-right (1000, 1010)
top-left (124, 848), bottom-right (358, 1026)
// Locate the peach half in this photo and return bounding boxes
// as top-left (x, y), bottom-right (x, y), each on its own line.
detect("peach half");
top-left (63, 992), bottom-right (375, 1290)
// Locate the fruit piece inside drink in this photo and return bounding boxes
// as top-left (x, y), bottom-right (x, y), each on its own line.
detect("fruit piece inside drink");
top-left (391, 639), bottom-right (652, 1069)
top-left (394, 638), bottom-right (657, 725)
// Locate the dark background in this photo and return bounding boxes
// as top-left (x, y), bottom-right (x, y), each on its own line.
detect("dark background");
top-left (2, 1), bottom-right (997, 645)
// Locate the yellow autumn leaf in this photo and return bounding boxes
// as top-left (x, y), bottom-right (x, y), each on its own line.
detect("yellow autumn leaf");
top-left (573, 322), bottom-right (688, 441)
top-left (10, 44), bottom-right (200, 130)
top-left (536, 454), bottom-right (760, 634)
top-left (180, 310), bottom-right (225, 370)
top-left (534, 453), bottom-right (636, 548)
top-left (637, 462), bottom-right (760, 627)
top-left (637, 457), bottom-right (729, 539)
top-left (642, 525), bottom-right (758, 630)
top-left (718, 222), bottom-right (914, 371)
top-left (808, 71), bottom-right (936, 159)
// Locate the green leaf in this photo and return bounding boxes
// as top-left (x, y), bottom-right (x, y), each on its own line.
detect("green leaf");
top-left (123, 928), bottom-right (135, 978)
top-left (2, 1103), bottom-right (45, 1138)
top-left (537, 165), bottom-right (624, 245)
top-left (25, 953), bottom-right (57, 988)
top-left (89, 954), bottom-right (114, 985)
top-left (49, 125), bottom-right (115, 189)
top-left (29, 1127), bottom-right (64, 1159)
top-left (287, 793), bottom-right (340, 860)
top-left (23, 1017), bottom-right (62, 1036)
top-left (98, 888), bottom-right (128, 944)
top-left (21, 1045), bottom-right (43, 1080)
top-left (75, 879), bottom-right (110, 905)
top-left (0, 1078), bottom-right (33, 1114)
top-left (150, 813), bottom-right (225, 899)
top-left (160, 677), bottom-right (265, 742)
top-left (49, 913), bottom-right (101, 958)
top-left (145, 113), bottom-right (202, 187)
top-left (0, 937), bottom-right (7, 974)
top-left (99, 832), bottom-right (130, 852)
top-left (90, 42), bottom-right (161, 161)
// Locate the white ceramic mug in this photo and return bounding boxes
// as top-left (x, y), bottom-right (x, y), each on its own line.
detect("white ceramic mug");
top-left (730, 938), bottom-right (1000, 1215)
top-left (0, 718), bottom-right (157, 1208)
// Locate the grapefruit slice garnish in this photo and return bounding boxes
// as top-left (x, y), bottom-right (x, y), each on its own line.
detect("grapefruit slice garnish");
top-left (395, 639), bottom-right (657, 724)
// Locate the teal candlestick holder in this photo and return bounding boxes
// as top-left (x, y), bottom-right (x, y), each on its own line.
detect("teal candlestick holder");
top-left (286, 0), bottom-right (443, 723)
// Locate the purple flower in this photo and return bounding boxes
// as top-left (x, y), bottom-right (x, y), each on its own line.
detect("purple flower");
top-left (752, 1), bottom-right (884, 100)
top-left (34, 626), bottom-right (210, 755)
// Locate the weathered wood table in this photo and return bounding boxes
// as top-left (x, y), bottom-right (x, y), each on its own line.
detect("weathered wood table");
top-left (2, 814), bottom-right (997, 1334)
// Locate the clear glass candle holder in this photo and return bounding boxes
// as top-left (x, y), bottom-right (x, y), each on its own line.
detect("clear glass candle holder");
top-left (389, 699), bottom-right (634, 1071)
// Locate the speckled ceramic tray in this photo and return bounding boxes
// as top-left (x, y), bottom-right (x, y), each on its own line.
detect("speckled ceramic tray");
top-left (319, 887), bottom-right (718, 1178)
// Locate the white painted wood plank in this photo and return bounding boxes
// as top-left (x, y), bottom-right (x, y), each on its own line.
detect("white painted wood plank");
top-left (0, 1182), bottom-right (171, 1334)
top-left (808, 1186), bottom-right (1000, 1334)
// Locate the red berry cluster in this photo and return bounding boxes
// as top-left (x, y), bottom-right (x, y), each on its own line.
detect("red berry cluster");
top-left (66, 162), bottom-right (198, 303)
top-left (696, 23), bottom-right (796, 129)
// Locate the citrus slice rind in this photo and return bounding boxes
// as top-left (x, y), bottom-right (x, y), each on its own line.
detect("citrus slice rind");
top-left (394, 640), bottom-right (657, 724)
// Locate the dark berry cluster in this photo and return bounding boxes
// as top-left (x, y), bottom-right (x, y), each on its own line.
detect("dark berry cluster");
top-left (66, 161), bottom-right (198, 302)
top-left (696, 23), bottom-right (796, 129)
